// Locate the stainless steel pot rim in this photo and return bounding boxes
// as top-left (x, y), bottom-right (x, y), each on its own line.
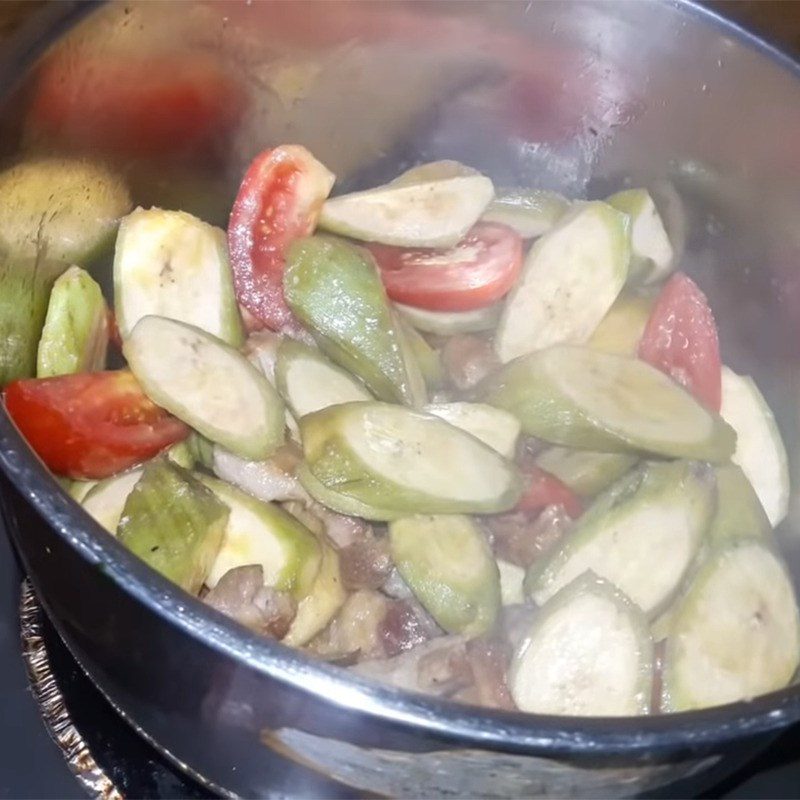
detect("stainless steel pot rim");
top-left (1, 0), bottom-right (800, 758)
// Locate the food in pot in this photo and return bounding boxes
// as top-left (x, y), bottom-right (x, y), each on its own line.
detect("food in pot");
top-left (2, 146), bottom-right (798, 717)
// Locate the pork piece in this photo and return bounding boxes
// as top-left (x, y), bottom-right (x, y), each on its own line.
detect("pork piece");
top-left (204, 565), bottom-right (296, 639)
top-left (213, 443), bottom-right (306, 503)
top-left (440, 334), bottom-right (499, 391)
top-left (339, 537), bottom-right (393, 590)
top-left (378, 598), bottom-right (441, 657)
top-left (484, 504), bottom-right (573, 568)
top-left (452, 636), bottom-right (516, 710)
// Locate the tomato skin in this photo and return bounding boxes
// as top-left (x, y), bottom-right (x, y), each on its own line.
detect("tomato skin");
top-left (638, 272), bottom-right (722, 412)
top-left (515, 467), bottom-right (582, 519)
top-left (368, 223), bottom-right (523, 312)
top-left (4, 371), bottom-right (188, 480)
top-left (227, 146), bottom-right (334, 334)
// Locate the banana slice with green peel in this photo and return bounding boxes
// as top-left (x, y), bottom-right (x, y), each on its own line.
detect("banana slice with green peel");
top-left (124, 316), bottom-right (285, 461)
top-left (481, 345), bottom-right (736, 462)
top-left (607, 188), bottom-right (673, 285)
top-left (395, 301), bottom-right (501, 336)
top-left (69, 479), bottom-right (98, 504)
top-left (394, 311), bottom-right (441, 392)
top-left (707, 463), bottom-right (772, 543)
top-left (510, 573), bottom-right (653, 716)
top-left (199, 477), bottom-right (321, 597)
top-left (719, 366), bottom-right (789, 527)
top-left (275, 339), bottom-right (372, 419)
top-left (664, 539), bottom-right (800, 711)
top-left (284, 235), bottom-right (426, 406)
top-left (0, 158), bottom-right (131, 265)
top-left (535, 447), bottom-right (638, 497)
top-left (114, 207), bottom-right (244, 345)
top-left (389, 515), bottom-right (500, 636)
top-left (81, 468), bottom-right (143, 534)
top-left (494, 202), bottom-right (630, 363)
top-left (424, 402), bottom-right (520, 459)
top-left (526, 460), bottom-right (715, 617)
top-left (482, 189), bottom-right (569, 238)
top-left (117, 459), bottom-right (229, 594)
top-left (319, 161), bottom-right (493, 248)
top-left (300, 401), bottom-right (523, 516)
top-left (587, 291), bottom-right (655, 357)
top-left (166, 440), bottom-right (195, 471)
top-left (37, 266), bottom-right (109, 378)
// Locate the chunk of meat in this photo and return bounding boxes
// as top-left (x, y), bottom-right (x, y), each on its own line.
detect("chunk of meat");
top-left (213, 444), bottom-right (306, 503)
top-left (308, 590), bottom-right (391, 661)
top-left (484, 504), bottom-right (573, 568)
top-left (378, 598), bottom-right (442, 657)
top-left (339, 537), bottom-right (393, 590)
top-left (441, 334), bottom-right (499, 391)
top-left (381, 567), bottom-right (415, 600)
top-left (453, 636), bottom-right (516, 711)
top-left (204, 565), bottom-right (296, 639)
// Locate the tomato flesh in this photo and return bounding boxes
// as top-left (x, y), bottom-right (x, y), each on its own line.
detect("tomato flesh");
top-left (368, 222), bottom-right (523, 312)
top-left (4, 371), bottom-right (188, 479)
top-left (515, 467), bottom-right (582, 519)
top-left (638, 272), bottom-right (722, 412)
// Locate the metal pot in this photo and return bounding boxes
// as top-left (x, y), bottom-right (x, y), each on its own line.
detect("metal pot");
top-left (1, 1), bottom-right (799, 796)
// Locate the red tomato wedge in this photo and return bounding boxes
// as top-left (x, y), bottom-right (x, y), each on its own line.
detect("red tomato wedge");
top-left (26, 51), bottom-right (244, 160)
top-left (638, 272), bottom-right (722, 412)
top-left (4, 371), bottom-right (188, 480)
top-left (367, 222), bottom-right (523, 312)
top-left (227, 146), bottom-right (334, 334)
top-left (515, 467), bottom-right (582, 519)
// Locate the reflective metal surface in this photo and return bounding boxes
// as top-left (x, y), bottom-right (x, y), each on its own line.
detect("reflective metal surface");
top-left (1, 1), bottom-right (800, 796)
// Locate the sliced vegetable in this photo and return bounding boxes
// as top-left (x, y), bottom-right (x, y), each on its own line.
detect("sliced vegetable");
top-left (319, 162), bottom-right (494, 248)
top-left (228, 145), bottom-right (335, 334)
top-left (664, 539), bottom-right (800, 711)
top-left (497, 559), bottom-right (526, 606)
top-left (389, 514), bottom-right (500, 635)
top-left (510, 574), bottom-right (652, 716)
top-left (68, 479), bottom-right (98, 504)
top-left (395, 301), bottom-right (501, 336)
top-left (0, 158), bottom-right (131, 265)
top-left (607, 188), bottom-right (673, 284)
top-left (117, 458), bottom-right (229, 594)
top-left (200, 476), bottom-right (321, 597)
top-left (166, 440), bottom-right (195, 471)
top-left (123, 316), bottom-right (285, 461)
top-left (300, 402), bottom-right (523, 515)
top-left (526, 460), bottom-right (715, 617)
top-left (423, 402), bottom-right (520, 459)
top-left (284, 235), bottom-right (425, 406)
top-left (4, 370), bottom-right (188, 479)
top-left (516, 467), bottom-right (582, 518)
top-left (719, 366), bottom-right (789, 527)
top-left (368, 222), bottom-right (523, 312)
top-left (638, 272), bottom-right (722, 411)
top-left (186, 433), bottom-right (215, 471)
top-left (535, 447), bottom-right (638, 497)
top-left (37, 266), bottom-right (108, 378)
top-left (495, 202), bottom-right (630, 363)
top-left (481, 346), bottom-right (736, 462)
top-left (81, 468), bottom-right (143, 534)
top-left (394, 312), bottom-right (442, 391)
top-left (114, 208), bottom-right (243, 345)
top-left (275, 339), bottom-right (372, 419)
top-left (707, 462), bottom-right (771, 543)
top-left (481, 188), bottom-right (569, 238)
top-left (587, 291), bottom-right (655, 357)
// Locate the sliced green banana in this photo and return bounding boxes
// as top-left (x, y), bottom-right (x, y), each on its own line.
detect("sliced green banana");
top-left (114, 207), bottom-right (243, 345)
top-left (424, 402), bottom-right (520, 459)
top-left (707, 463), bottom-right (771, 543)
top-left (124, 316), bottom-right (285, 461)
top-left (200, 477), bottom-right (321, 598)
top-left (395, 301), bottom-right (501, 336)
top-left (719, 366), bottom-right (789, 527)
top-left (587, 291), bottom-right (655, 357)
top-left (389, 514), bottom-right (500, 636)
top-left (117, 459), bottom-right (229, 594)
top-left (37, 266), bottom-right (109, 378)
top-left (494, 202), bottom-right (630, 363)
top-left (284, 235), bottom-right (426, 406)
top-left (319, 161), bottom-right (493, 248)
top-left (275, 339), bottom-right (372, 419)
top-left (481, 346), bottom-right (736, 462)
top-left (81, 468), bottom-right (143, 534)
top-left (68, 479), bottom-right (98, 503)
top-left (0, 158), bottom-right (131, 265)
top-left (481, 188), bottom-right (569, 238)
top-left (526, 461), bottom-right (715, 617)
top-left (664, 539), bottom-right (800, 711)
top-left (510, 573), bottom-right (653, 716)
top-left (607, 188), bottom-right (673, 284)
top-left (394, 311), bottom-right (441, 392)
top-left (535, 447), bottom-right (638, 497)
top-left (300, 401), bottom-right (523, 515)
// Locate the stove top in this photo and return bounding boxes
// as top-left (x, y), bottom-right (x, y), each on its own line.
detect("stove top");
top-left (1, 520), bottom-right (799, 800)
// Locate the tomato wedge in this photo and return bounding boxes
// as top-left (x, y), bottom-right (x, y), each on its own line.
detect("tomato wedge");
top-left (368, 222), bottom-right (523, 312)
top-left (4, 371), bottom-right (188, 480)
top-left (227, 146), bottom-right (334, 334)
top-left (515, 467), bottom-right (582, 519)
top-left (638, 272), bottom-right (722, 412)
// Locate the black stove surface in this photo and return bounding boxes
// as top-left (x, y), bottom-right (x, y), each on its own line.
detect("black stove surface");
top-left (1, 522), bottom-right (799, 800)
